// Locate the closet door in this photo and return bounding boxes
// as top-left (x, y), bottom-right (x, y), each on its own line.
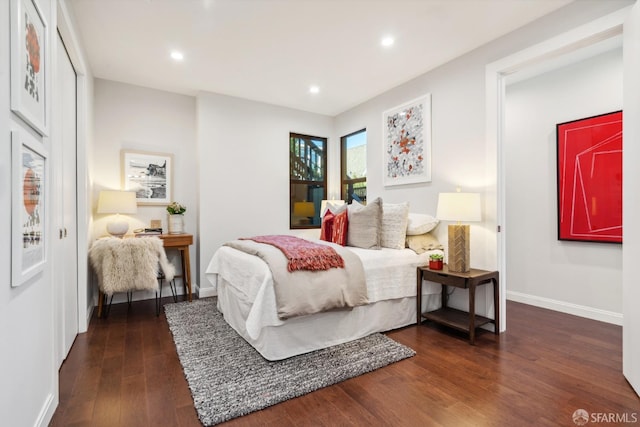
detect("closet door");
top-left (54, 32), bottom-right (78, 364)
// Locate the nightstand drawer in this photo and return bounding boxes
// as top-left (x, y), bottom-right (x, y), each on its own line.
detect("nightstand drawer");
top-left (421, 270), bottom-right (467, 288)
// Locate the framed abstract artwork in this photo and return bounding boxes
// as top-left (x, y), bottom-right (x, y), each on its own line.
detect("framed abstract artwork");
top-left (556, 110), bottom-right (622, 243)
top-left (121, 150), bottom-right (173, 205)
top-left (10, 0), bottom-right (49, 136)
top-left (12, 130), bottom-right (48, 287)
top-left (382, 94), bottom-right (432, 186)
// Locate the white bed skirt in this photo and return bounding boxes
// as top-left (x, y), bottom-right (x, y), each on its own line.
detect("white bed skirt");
top-left (216, 276), bottom-right (441, 360)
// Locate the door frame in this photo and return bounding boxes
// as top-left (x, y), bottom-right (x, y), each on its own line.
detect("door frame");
top-left (56, 0), bottom-right (90, 335)
top-left (485, 7), bottom-right (629, 332)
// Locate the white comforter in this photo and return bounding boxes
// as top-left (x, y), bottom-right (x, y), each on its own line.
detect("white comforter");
top-left (205, 244), bottom-right (442, 339)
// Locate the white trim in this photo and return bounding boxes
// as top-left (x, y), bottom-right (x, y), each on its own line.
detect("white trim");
top-left (35, 392), bottom-right (56, 427)
top-left (486, 7), bottom-right (629, 334)
top-left (197, 283), bottom-right (217, 298)
top-left (507, 291), bottom-right (623, 326)
top-left (56, 0), bottom-right (90, 334)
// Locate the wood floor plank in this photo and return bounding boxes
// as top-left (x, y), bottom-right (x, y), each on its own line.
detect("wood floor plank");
top-left (50, 298), bottom-right (640, 426)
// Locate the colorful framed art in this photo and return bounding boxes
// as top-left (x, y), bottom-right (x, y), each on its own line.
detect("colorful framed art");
top-left (12, 130), bottom-right (48, 287)
top-left (121, 150), bottom-right (173, 205)
top-left (10, 0), bottom-right (49, 136)
top-left (556, 110), bottom-right (622, 243)
top-left (382, 94), bottom-right (432, 186)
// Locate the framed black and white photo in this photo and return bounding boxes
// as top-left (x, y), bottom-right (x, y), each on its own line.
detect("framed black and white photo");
top-left (382, 94), bottom-right (432, 186)
top-left (121, 150), bottom-right (173, 205)
top-left (12, 130), bottom-right (48, 287)
top-left (10, 0), bottom-right (49, 136)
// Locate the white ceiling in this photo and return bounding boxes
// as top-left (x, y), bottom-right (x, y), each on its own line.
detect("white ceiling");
top-left (67, 0), bottom-right (574, 116)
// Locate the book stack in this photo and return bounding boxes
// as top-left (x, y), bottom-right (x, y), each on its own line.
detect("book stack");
top-left (134, 228), bottom-right (163, 237)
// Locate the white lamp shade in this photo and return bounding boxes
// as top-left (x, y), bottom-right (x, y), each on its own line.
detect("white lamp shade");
top-left (436, 193), bottom-right (481, 222)
top-left (97, 190), bottom-right (137, 214)
top-left (320, 199), bottom-right (345, 217)
top-left (98, 190), bottom-right (137, 237)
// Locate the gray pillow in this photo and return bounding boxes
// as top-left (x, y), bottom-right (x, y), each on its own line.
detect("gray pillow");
top-left (347, 197), bottom-right (382, 249)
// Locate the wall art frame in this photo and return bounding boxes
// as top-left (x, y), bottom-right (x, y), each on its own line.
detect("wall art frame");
top-left (556, 110), bottom-right (622, 243)
top-left (10, 0), bottom-right (49, 136)
top-left (121, 150), bottom-right (173, 205)
top-left (382, 93), bottom-right (432, 186)
top-left (12, 130), bottom-right (48, 287)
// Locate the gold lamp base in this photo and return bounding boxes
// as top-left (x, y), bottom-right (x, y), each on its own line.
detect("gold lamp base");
top-left (447, 224), bottom-right (470, 273)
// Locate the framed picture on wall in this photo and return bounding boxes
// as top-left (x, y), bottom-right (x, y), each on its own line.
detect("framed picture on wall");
top-left (10, 0), bottom-right (49, 136)
top-left (12, 130), bottom-right (48, 287)
top-left (382, 93), bottom-right (432, 186)
top-left (121, 150), bottom-right (173, 205)
top-left (556, 110), bottom-right (622, 243)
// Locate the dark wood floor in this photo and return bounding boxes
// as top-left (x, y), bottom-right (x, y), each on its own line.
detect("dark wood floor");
top-left (50, 297), bottom-right (639, 427)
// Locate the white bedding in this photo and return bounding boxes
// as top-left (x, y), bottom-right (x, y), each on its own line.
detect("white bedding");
top-left (205, 243), bottom-right (443, 360)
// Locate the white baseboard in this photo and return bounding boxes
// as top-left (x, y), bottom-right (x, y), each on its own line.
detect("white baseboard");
top-left (36, 392), bottom-right (56, 427)
top-left (506, 290), bottom-right (623, 326)
top-left (197, 284), bottom-right (217, 298)
top-left (85, 304), bottom-right (94, 331)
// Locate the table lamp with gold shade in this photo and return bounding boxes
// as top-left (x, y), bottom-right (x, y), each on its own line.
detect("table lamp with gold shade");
top-left (97, 190), bottom-right (138, 237)
top-left (436, 191), bottom-right (481, 273)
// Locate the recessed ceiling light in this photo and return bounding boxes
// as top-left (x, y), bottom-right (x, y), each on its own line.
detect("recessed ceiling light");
top-left (309, 85), bottom-right (320, 94)
top-left (170, 51), bottom-right (184, 61)
top-left (381, 36), bottom-right (394, 47)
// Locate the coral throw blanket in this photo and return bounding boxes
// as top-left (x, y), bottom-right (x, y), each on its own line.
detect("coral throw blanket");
top-left (241, 235), bottom-right (344, 272)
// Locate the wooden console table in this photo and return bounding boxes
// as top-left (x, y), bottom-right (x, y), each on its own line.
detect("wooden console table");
top-left (417, 265), bottom-right (499, 344)
top-left (159, 233), bottom-right (193, 302)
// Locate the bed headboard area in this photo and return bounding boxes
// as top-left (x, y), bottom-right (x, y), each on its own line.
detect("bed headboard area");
top-left (319, 197), bottom-right (443, 254)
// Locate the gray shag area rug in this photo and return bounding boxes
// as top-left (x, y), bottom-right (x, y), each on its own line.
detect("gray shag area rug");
top-left (164, 298), bottom-right (415, 426)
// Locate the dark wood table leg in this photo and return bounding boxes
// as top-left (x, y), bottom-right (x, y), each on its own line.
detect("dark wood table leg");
top-left (416, 268), bottom-right (423, 325)
top-left (493, 277), bottom-right (500, 335)
top-left (183, 245), bottom-right (192, 302)
top-left (469, 283), bottom-right (476, 345)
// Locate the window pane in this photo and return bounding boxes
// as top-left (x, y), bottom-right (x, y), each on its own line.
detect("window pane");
top-left (290, 133), bottom-right (327, 229)
top-left (341, 129), bottom-right (367, 204)
top-left (290, 183), bottom-right (324, 227)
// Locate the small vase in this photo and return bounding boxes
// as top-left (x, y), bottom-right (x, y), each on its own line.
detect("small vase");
top-left (168, 214), bottom-right (184, 234)
top-left (429, 259), bottom-right (443, 270)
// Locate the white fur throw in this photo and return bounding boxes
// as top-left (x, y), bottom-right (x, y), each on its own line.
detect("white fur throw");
top-left (89, 237), bottom-right (176, 296)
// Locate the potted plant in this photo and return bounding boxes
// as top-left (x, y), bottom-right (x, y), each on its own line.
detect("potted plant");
top-left (167, 202), bottom-right (186, 234)
top-left (428, 253), bottom-right (444, 270)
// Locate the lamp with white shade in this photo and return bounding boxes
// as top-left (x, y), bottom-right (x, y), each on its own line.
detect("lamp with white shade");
top-left (436, 192), bottom-right (481, 273)
top-left (320, 199), bottom-right (345, 217)
top-left (97, 190), bottom-right (138, 237)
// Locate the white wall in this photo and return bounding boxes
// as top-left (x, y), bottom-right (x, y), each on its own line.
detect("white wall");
top-left (92, 79), bottom-right (198, 299)
top-left (332, 0), bottom-right (633, 317)
top-left (504, 48), bottom-right (623, 323)
top-left (197, 92), bottom-right (333, 294)
top-left (1, 0), bottom-right (59, 425)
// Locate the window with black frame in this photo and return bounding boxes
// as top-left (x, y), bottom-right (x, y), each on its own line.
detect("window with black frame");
top-left (289, 133), bottom-right (327, 229)
top-left (341, 129), bottom-right (367, 204)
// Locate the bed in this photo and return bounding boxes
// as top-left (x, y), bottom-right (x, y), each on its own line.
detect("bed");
top-left (205, 240), bottom-right (444, 360)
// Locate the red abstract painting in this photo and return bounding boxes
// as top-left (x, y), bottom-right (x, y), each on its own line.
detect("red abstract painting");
top-left (557, 111), bottom-right (622, 243)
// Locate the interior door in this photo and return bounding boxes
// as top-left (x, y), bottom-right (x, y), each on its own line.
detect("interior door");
top-left (55, 32), bottom-right (78, 363)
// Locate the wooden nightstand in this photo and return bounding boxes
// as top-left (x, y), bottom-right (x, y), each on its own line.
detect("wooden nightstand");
top-left (417, 264), bottom-right (499, 344)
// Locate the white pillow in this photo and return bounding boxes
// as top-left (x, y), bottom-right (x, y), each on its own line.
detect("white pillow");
top-left (406, 213), bottom-right (439, 235)
top-left (347, 197), bottom-right (382, 249)
top-left (381, 202), bottom-right (409, 249)
top-left (405, 233), bottom-right (444, 254)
